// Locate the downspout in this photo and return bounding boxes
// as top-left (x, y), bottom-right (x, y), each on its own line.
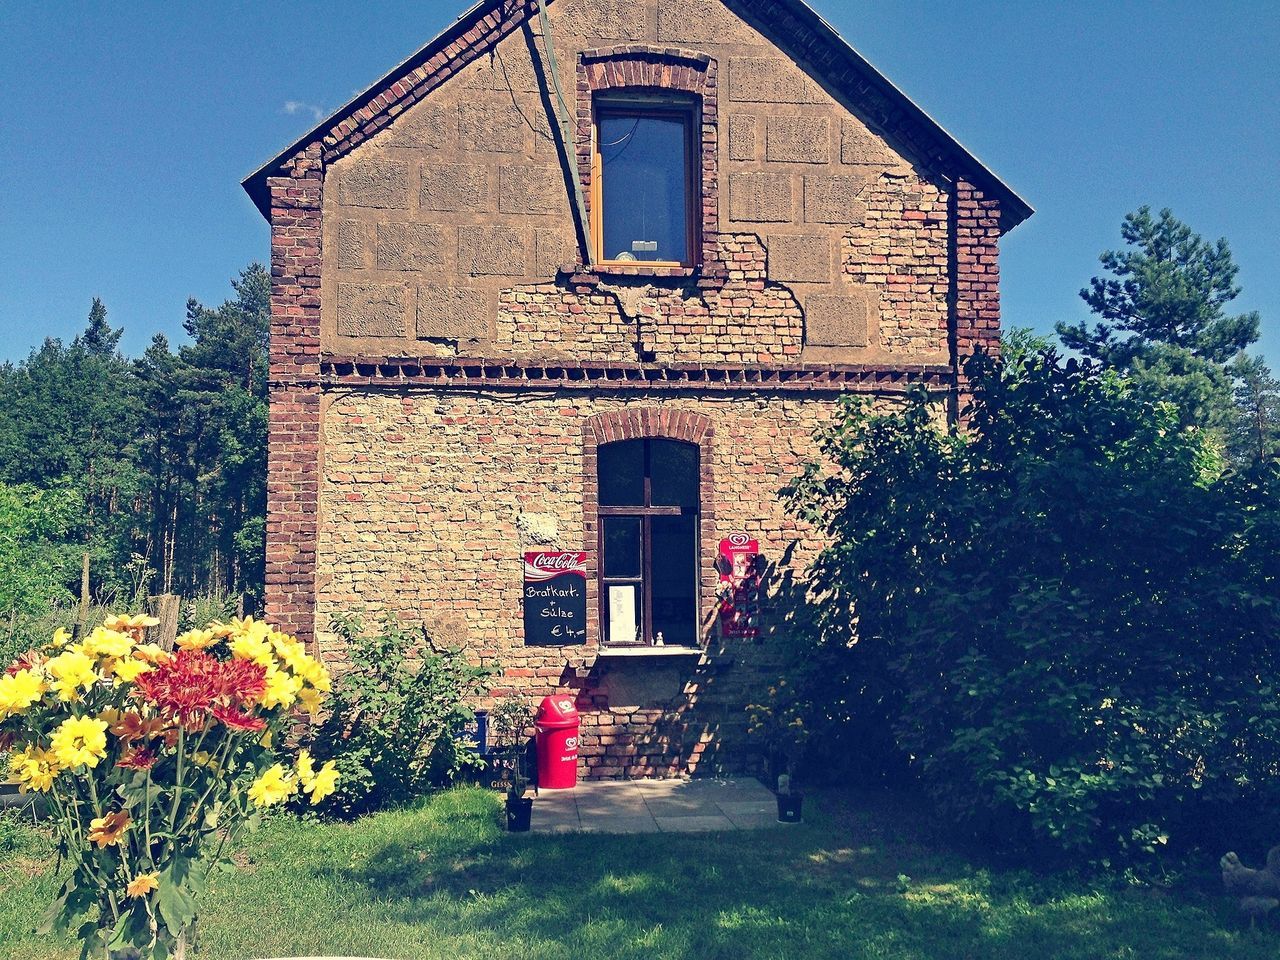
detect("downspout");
top-left (535, 0), bottom-right (595, 266)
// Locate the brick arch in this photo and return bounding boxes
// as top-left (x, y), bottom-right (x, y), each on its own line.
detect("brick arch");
top-left (576, 46), bottom-right (721, 273)
top-left (581, 408), bottom-right (718, 646)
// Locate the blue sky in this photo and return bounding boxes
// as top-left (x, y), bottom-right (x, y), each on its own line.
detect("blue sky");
top-left (0, 1), bottom-right (1276, 364)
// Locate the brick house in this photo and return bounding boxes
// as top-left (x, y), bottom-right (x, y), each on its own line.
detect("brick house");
top-left (242, 0), bottom-right (1030, 779)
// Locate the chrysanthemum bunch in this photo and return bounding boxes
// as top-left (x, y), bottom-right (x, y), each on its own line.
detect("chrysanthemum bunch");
top-left (0, 614), bottom-right (338, 957)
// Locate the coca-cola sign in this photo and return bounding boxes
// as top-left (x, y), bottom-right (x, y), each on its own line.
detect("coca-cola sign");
top-left (523, 551), bottom-right (588, 646)
top-left (525, 552), bottom-right (590, 579)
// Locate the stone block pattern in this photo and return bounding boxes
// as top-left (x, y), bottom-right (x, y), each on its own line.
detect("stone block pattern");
top-left (336, 283), bottom-right (408, 338)
top-left (728, 173), bottom-right (793, 223)
top-left (766, 233), bottom-right (831, 283)
top-left (376, 222), bottom-right (447, 272)
top-left (417, 284), bottom-right (490, 341)
top-left (728, 115), bottom-right (758, 161)
top-left (316, 391), bottom-right (894, 778)
top-left (338, 160), bottom-right (410, 209)
top-left (766, 117), bottom-right (831, 164)
top-left (419, 163), bottom-right (490, 212)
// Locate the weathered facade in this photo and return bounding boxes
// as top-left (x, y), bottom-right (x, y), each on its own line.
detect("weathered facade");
top-left (244, 0), bottom-right (1029, 778)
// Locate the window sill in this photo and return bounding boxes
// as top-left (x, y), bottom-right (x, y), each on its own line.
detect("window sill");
top-left (589, 264), bottom-right (697, 280)
top-left (596, 645), bottom-right (704, 658)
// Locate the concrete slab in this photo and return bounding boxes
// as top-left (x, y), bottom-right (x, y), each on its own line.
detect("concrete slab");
top-left (527, 778), bottom-right (780, 835)
top-left (578, 815), bottom-right (659, 833)
top-left (655, 814), bottom-right (738, 833)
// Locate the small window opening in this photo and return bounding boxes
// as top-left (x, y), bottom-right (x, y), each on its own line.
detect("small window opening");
top-left (598, 438), bottom-right (700, 646)
top-left (592, 98), bottom-right (698, 268)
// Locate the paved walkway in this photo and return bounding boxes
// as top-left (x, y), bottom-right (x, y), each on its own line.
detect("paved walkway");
top-left (530, 777), bottom-right (786, 833)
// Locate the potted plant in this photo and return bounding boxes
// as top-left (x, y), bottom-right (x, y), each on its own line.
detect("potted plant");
top-left (489, 696), bottom-right (535, 831)
top-left (746, 678), bottom-right (811, 824)
top-left (0, 614), bottom-right (337, 959)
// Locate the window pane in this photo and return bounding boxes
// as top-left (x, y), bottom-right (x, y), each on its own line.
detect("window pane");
top-left (599, 440), bottom-right (644, 506)
top-left (651, 515), bottom-right (698, 646)
top-left (650, 439), bottom-right (699, 509)
top-left (602, 516), bottom-right (642, 578)
top-left (607, 583), bottom-right (642, 645)
top-left (600, 112), bottom-right (689, 264)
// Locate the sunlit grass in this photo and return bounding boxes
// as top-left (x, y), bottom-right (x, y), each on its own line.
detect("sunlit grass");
top-left (0, 787), bottom-right (1270, 960)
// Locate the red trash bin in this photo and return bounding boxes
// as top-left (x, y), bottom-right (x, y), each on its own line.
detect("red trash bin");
top-left (535, 695), bottom-right (580, 789)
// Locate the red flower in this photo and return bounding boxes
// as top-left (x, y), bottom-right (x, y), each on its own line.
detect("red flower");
top-left (133, 651), bottom-right (267, 730)
top-left (117, 746), bottom-right (158, 771)
top-left (211, 705), bottom-right (267, 732)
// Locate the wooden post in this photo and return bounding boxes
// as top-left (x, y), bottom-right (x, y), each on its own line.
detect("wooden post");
top-left (147, 594), bottom-right (181, 651)
top-left (72, 552), bottom-right (90, 643)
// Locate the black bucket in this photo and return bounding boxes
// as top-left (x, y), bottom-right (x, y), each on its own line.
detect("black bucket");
top-left (776, 793), bottom-right (803, 824)
top-left (506, 796), bottom-right (534, 832)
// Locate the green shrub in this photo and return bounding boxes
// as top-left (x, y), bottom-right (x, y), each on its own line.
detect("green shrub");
top-left (782, 350), bottom-right (1280, 866)
top-left (306, 612), bottom-right (493, 819)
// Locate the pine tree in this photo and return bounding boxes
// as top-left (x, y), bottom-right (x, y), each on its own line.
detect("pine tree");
top-left (1058, 206), bottom-right (1261, 435)
top-left (1230, 355), bottom-right (1280, 465)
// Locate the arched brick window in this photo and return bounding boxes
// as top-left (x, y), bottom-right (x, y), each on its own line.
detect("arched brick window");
top-left (577, 47), bottom-right (720, 275)
top-left (583, 410), bottom-right (716, 648)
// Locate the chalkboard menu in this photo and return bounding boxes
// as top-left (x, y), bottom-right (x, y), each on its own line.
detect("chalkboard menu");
top-left (523, 551), bottom-right (588, 646)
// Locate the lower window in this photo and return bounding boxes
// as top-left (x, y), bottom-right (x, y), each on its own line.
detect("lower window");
top-left (598, 438), bottom-right (700, 646)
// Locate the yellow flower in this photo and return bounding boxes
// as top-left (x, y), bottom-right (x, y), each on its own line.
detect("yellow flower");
top-left (126, 872), bottom-right (159, 898)
top-left (175, 628), bottom-right (219, 652)
top-left (296, 686), bottom-right (323, 716)
top-left (7, 744), bottom-right (60, 792)
top-left (305, 761), bottom-right (339, 805)
top-left (132, 644), bottom-right (173, 666)
top-left (50, 627), bottom-right (71, 650)
top-left (295, 749), bottom-right (316, 788)
top-left (83, 627), bottom-right (134, 660)
top-left (295, 654), bottom-right (331, 693)
top-left (207, 620), bottom-right (238, 639)
top-left (229, 632), bottom-right (274, 669)
top-left (0, 669), bottom-right (46, 718)
top-left (248, 763), bottom-right (296, 807)
top-left (259, 667), bottom-right (302, 710)
top-left (46, 650), bottom-right (98, 701)
top-left (110, 658), bottom-right (153, 683)
top-left (50, 716), bottom-right (109, 770)
top-left (87, 809), bottom-right (131, 848)
top-left (102, 613), bottom-right (158, 640)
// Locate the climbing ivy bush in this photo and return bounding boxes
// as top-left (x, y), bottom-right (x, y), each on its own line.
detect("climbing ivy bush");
top-left (782, 350), bottom-right (1280, 865)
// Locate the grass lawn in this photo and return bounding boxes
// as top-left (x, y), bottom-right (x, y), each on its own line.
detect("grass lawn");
top-left (0, 786), bottom-right (1268, 960)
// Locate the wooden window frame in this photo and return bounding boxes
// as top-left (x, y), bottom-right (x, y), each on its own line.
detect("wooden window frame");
top-left (590, 99), bottom-right (700, 270)
top-left (597, 438), bottom-right (701, 647)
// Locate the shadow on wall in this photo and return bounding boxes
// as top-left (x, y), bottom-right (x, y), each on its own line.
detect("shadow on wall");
top-left (555, 549), bottom-right (814, 780)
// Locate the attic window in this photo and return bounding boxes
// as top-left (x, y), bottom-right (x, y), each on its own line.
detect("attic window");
top-left (592, 99), bottom-right (697, 268)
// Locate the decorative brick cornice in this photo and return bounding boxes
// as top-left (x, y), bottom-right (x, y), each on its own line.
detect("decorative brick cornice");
top-left (315, 356), bottom-right (953, 394)
top-left (576, 45), bottom-right (721, 274)
top-left (580, 408), bottom-right (718, 646)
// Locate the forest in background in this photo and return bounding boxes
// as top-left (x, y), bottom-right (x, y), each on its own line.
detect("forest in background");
top-left (0, 264), bottom-right (268, 650)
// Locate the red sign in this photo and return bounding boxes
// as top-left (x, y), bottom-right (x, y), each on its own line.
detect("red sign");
top-left (717, 535), bottom-right (761, 639)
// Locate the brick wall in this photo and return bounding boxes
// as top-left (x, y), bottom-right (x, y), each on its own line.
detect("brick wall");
top-left (265, 144), bottom-right (323, 647)
top-left (314, 388), bottom-right (913, 777)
